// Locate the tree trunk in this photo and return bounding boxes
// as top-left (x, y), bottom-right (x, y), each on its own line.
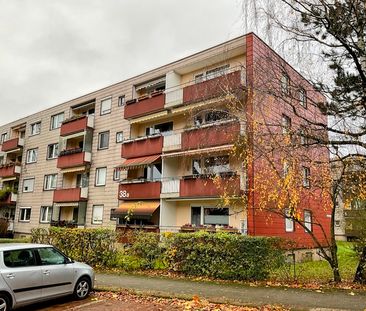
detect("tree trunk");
top-left (329, 242), bottom-right (341, 283)
top-left (354, 246), bottom-right (366, 284)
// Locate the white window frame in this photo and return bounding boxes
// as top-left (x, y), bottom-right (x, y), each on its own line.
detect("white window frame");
top-left (47, 143), bottom-right (59, 159)
top-left (44, 174), bottom-right (57, 190)
top-left (98, 131), bottom-right (109, 150)
top-left (281, 74), bottom-right (290, 95)
top-left (0, 133), bottom-right (7, 144)
top-left (30, 122), bottom-right (41, 136)
top-left (299, 88), bottom-right (307, 108)
top-left (100, 97), bottom-right (112, 115)
top-left (116, 131), bottom-right (123, 143)
top-left (95, 167), bottom-right (107, 186)
top-left (50, 112), bottom-right (64, 130)
top-left (23, 178), bottom-right (35, 192)
top-left (118, 95), bottom-right (125, 107)
top-left (113, 168), bottom-right (121, 181)
top-left (40, 206), bottom-right (53, 223)
top-left (304, 210), bottom-right (312, 232)
top-left (285, 208), bottom-right (294, 232)
top-left (302, 166), bottom-right (310, 188)
top-left (19, 207), bottom-right (31, 222)
top-left (281, 115), bottom-right (291, 135)
top-left (92, 205), bottom-right (104, 224)
top-left (26, 148), bottom-right (38, 163)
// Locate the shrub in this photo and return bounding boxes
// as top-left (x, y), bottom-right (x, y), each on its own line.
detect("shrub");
top-left (31, 227), bottom-right (118, 267)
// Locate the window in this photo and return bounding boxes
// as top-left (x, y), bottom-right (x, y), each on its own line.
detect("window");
top-left (0, 155), bottom-right (4, 166)
top-left (38, 247), bottom-right (66, 265)
top-left (19, 207), bottom-right (31, 222)
top-left (40, 206), bottom-right (53, 223)
top-left (144, 163), bottom-right (162, 181)
top-left (194, 65), bottom-right (229, 83)
top-left (116, 131), bottom-right (124, 143)
top-left (118, 95), bottom-right (126, 107)
top-left (98, 131), bottom-right (109, 149)
top-left (95, 167), bottom-right (107, 186)
top-left (194, 110), bottom-right (231, 126)
top-left (203, 207), bottom-right (229, 226)
top-left (299, 88), bottom-right (307, 108)
top-left (50, 112), bottom-right (64, 130)
top-left (0, 133), bottom-right (7, 144)
top-left (145, 122), bottom-right (173, 136)
top-left (192, 159), bottom-right (202, 175)
top-left (23, 178), bottom-right (35, 192)
top-left (283, 160), bottom-right (290, 178)
top-left (285, 208), bottom-right (294, 232)
top-left (299, 126), bottom-right (309, 146)
top-left (30, 122), bottom-right (41, 135)
top-left (100, 97), bottom-right (112, 115)
top-left (281, 115), bottom-right (291, 135)
top-left (304, 210), bottom-right (312, 232)
top-left (92, 205), bottom-right (104, 224)
top-left (26, 148), bottom-right (38, 163)
top-left (335, 220), bottom-right (341, 227)
top-left (4, 249), bottom-right (36, 267)
top-left (281, 74), bottom-right (290, 95)
top-left (47, 143), bottom-right (59, 159)
top-left (192, 156), bottom-right (230, 175)
top-left (43, 174), bottom-right (57, 190)
top-left (113, 168), bottom-right (121, 181)
top-left (302, 166), bottom-right (310, 188)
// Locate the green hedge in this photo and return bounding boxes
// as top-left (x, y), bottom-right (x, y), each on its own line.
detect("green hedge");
top-left (164, 231), bottom-right (284, 280)
top-left (31, 227), bottom-right (117, 267)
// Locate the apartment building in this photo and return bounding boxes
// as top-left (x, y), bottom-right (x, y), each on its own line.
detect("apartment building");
top-left (0, 33), bottom-right (331, 249)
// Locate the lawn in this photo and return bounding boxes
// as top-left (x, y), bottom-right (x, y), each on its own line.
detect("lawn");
top-left (271, 242), bottom-right (359, 283)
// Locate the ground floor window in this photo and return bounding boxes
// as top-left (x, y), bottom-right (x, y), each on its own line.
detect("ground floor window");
top-left (19, 207), bottom-right (31, 222)
top-left (92, 205), bottom-right (104, 224)
top-left (40, 206), bottom-right (53, 223)
top-left (204, 207), bottom-right (229, 226)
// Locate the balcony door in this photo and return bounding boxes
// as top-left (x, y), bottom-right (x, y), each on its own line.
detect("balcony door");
top-left (191, 206), bottom-right (201, 226)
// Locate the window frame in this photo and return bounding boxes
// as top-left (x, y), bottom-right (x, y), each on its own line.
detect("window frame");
top-left (23, 178), bottom-right (35, 193)
top-left (302, 166), bottom-right (311, 188)
top-left (47, 143), bottom-right (59, 160)
top-left (281, 114), bottom-right (292, 135)
top-left (26, 148), bottom-right (38, 164)
top-left (50, 112), bottom-right (64, 130)
top-left (30, 121), bottom-right (41, 136)
top-left (299, 88), bottom-right (307, 108)
top-left (40, 206), bottom-right (53, 223)
top-left (0, 133), bottom-right (8, 144)
top-left (98, 131), bottom-right (110, 150)
top-left (95, 167), bottom-right (107, 186)
top-left (118, 95), bottom-right (126, 107)
top-left (285, 208), bottom-right (295, 232)
top-left (304, 210), bottom-right (312, 232)
top-left (92, 205), bottom-right (104, 224)
top-left (113, 168), bottom-right (121, 181)
top-left (116, 131), bottom-right (124, 143)
top-left (43, 174), bottom-right (57, 191)
top-left (281, 74), bottom-right (290, 95)
top-left (100, 97), bottom-right (112, 115)
top-left (19, 207), bottom-right (31, 222)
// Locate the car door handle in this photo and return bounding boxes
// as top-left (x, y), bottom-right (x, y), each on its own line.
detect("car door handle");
top-left (43, 270), bottom-right (50, 276)
top-left (6, 273), bottom-right (15, 279)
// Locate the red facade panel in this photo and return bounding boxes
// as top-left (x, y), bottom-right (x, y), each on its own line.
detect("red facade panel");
top-left (53, 188), bottom-right (85, 203)
top-left (57, 151), bottom-right (87, 169)
top-left (0, 165), bottom-right (18, 178)
top-left (121, 136), bottom-right (163, 159)
top-left (180, 175), bottom-right (240, 198)
top-left (181, 121), bottom-right (240, 150)
top-left (183, 71), bottom-right (242, 104)
top-left (118, 182), bottom-right (161, 200)
top-left (124, 93), bottom-right (165, 119)
top-left (1, 138), bottom-right (21, 152)
top-left (60, 116), bottom-right (88, 136)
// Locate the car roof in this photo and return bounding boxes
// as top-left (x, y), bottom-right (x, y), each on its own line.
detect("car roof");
top-left (0, 243), bottom-right (52, 252)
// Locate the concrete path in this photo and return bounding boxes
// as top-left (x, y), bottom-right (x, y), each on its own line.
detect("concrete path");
top-left (95, 273), bottom-right (366, 311)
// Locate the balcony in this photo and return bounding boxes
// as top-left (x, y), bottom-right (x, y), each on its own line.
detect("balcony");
top-left (53, 187), bottom-right (88, 203)
top-left (57, 149), bottom-right (91, 169)
top-left (0, 164), bottom-right (21, 178)
top-left (60, 115), bottom-right (94, 136)
top-left (161, 179), bottom-right (180, 198)
top-left (180, 174), bottom-right (240, 198)
top-left (1, 138), bottom-right (24, 153)
top-left (162, 133), bottom-right (182, 152)
top-left (0, 192), bottom-right (17, 205)
top-left (182, 70), bottom-right (243, 104)
top-left (181, 120), bottom-right (240, 151)
top-left (119, 180), bottom-right (161, 200)
top-left (121, 135), bottom-right (163, 159)
top-left (124, 92), bottom-right (165, 119)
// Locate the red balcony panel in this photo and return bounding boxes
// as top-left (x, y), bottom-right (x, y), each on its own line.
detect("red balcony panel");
top-left (181, 121), bottom-right (240, 151)
top-left (53, 188), bottom-right (87, 203)
top-left (60, 116), bottom-right (88, 136)
top-left (1, 138), bottom-right (23, 152)
top-left (118, 182), bottom-right (161, 200)
top-left (183, 71), bottom-right (242, 104)
top-left (0, 193), bottom-right (16, 205)
top-left (57, 151), bottom-right (89, 169)
top-left (0, 165), bottom-right (20, 178)
top-left (124, 93), bottom-right (165, 119)
top-left (121, 136), bottom-right (163, 159)
top-left (180, 175), bottom-right (240, 198)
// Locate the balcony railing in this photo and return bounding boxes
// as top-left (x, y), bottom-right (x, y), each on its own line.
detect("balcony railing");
top-left (60, 115), bottom-right (94, 136)
top-left (1, 138), bottom-right (24, 153)
top-left (124, 92), bottom-right (165, 119)
top-left (53, 187), bottom-right (88, 203)
top-left (162, 133), bottom-right (181, 152)
top-left (181, 120), bottom-right (240, 150)
top-left (121, 135), bottom-right (163, 159)
top-left (57, 149), bottom-right (91, 169)
top-left (0, 164), bottom-right (21, 178)
top-left (180, 173), bottom-right (240, 198)
top-left (161, 179), bottom-right (180, 195)
top-left (0, 192), bottom-right (17, 204)
top-left (119, 180), bottom-right (161, 200)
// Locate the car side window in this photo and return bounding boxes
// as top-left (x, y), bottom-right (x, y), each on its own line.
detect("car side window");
top-left (37, 247), bottom-right (66, 265)
top-left (3, 249), bottom-right (37, 267)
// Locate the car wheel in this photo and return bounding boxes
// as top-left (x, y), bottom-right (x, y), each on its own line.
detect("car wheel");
top-left (0, 294), bottom-right (11, 311)
top-left (73, 277), bottom-right (91, 300)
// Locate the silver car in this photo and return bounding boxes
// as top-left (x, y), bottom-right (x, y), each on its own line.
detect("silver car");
top-left (0, 243), bottom-right (94, 310)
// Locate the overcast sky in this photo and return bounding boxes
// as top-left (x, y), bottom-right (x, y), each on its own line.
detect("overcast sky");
top-left (0, 0), bottom-right (244, 125)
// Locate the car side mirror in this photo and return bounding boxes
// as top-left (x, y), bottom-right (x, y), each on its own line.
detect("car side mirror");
top-left (65, 257), bottom-right (74, 264)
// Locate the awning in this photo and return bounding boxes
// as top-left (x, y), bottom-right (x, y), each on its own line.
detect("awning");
top-left (113, 201), bottom-right (160, 216)
top-left (53, 202), bottom-right (79, 207)
top-left (162, 144), bottom-right (234, 158)
top-left (61, 166), bottom-right (86, 174)
top-left (130, 111), bottom-right (168, 124)
top-left (0, 177), bottom-right (17, 182)
top-left (135, 77), bottom-right (166, 91)
top-left (117, 154), bottom-right (161, 170)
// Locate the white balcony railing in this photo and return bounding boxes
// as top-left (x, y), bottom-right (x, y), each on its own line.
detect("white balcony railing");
top-left (165, 88), bottom-right (183, 108)
top-left (80, 187), bottom-right (89, 199)
top-left (161, 179), bottom-right (180, 194)
top-left (163, 133), bottom-right (181, 152)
